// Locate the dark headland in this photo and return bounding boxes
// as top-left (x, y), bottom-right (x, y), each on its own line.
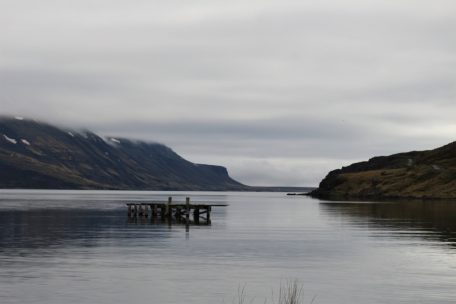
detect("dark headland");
top-left (0, 117), bottom-right (244, 190)
top-left (310, 141), bottom-right (456, 200)
top-left (0, 116), bottom-right (311, 192)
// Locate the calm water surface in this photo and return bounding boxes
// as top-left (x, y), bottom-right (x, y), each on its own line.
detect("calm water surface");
top-left (0, 190), bottom-right (455, 304)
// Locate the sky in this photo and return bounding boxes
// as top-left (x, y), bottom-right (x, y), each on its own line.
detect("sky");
top-left (1, 0), bottom-right (455, 186)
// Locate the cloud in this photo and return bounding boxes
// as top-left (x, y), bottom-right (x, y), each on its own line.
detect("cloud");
top-left (0, 0), bottom-right (455, 186)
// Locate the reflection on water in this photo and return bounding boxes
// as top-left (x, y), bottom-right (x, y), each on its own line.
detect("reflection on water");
top-left (320, 200), bottom-right (456, 246)
top-left (1, 190), bottom-right (456, 304)
top-left (0, 210), bottom-right (178, 253)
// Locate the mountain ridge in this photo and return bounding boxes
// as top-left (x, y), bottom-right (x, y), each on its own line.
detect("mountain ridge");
top-left (0, 116), bottom-right (248, 190)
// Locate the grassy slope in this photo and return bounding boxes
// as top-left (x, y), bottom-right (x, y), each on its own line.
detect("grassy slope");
top-left (313, 141), bottom-right (456, 199)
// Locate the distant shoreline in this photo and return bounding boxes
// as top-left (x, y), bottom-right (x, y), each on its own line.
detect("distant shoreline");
top-left (0, 187), bottom-right (316, 193)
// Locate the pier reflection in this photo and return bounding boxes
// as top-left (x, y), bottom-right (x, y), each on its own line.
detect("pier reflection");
top-left (0, 208), bottom-right (185, 254)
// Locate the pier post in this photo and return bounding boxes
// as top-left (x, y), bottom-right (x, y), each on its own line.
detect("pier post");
top-left (175, 207), bottom-right (182, 222)
top-left (167, 197), bottom-right (172, 219)
top-left (150, 205), bottom-right (157, 223)
top-left (160, 205), bottom-right (166, 220)
top-left (152, 204), bottom-right (158, 218)
top-left (128, 204), bottom-right (132, 217)
top-left (206, 206), bottom-right (211, 224)
top-left (144, 204), bottom-right (148, 217)
top-left (186, 197), bottom-right (190, 225)
top-left (194, 208), bottom-right (200, 224)
top-left (134, 204), bottom-right (138, 217)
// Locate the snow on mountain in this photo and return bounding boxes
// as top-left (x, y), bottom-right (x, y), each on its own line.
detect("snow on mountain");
top-left (3, 135), bottom-right (17, 144)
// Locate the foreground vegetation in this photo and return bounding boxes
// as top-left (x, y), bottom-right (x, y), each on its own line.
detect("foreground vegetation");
top-left (228, 280), bottom-right (316, 304)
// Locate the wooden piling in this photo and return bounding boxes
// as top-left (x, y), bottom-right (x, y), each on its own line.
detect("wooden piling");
top-left (166, 197), bottom-right (172, 219)
top-left (193, 208), bottom-right (200, 224)
top-left (160, 205), bottom-right (166, 220)
top-left (175, 207), bottom-right (182, 222)
top-left (143, 204), bottom-right (148, 217)
top-left (206, 206), bottom-right (211, 224)
top-left (185, 197), bottom-right (190, 225)
top-left (152, 204), bottom-right (158, 217)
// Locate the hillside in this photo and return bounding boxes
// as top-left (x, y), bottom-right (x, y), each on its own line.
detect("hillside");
top-left (310, 142), bottom-right (456, 199)
top-left (0, 117), bottom-right (247, 190)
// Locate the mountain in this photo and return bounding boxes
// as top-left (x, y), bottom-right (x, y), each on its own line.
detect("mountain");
top-left (0, 117), bottom-right (248, 190)
top-left (310, 142), bottom-right (456, 199)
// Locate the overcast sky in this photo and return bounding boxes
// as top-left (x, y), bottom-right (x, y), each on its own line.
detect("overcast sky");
top-left (1, 0), bottom-right (455, 186)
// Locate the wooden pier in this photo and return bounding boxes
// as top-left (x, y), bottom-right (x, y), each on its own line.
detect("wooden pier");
top-left (126, 197), bottom-right (227, 225)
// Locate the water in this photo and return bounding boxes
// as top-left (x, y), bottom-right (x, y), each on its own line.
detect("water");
top-left (0, 190), bottom-right (456, 304)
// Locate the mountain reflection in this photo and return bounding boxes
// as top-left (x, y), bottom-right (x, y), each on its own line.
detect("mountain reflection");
top-left (320, 200), bottom-right (456, 246)
top-left (0, 209), bottom-right (175, 253)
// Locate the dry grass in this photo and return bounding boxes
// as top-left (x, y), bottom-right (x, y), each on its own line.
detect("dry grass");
top-left (229, 280), bottom-right (316, 304)
top-left (277, 280), bottom-right (304, 304)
